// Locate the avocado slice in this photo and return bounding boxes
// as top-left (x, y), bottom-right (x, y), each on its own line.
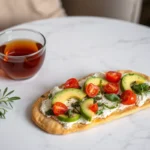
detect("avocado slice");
top-left (57, 113), bottom-right (80, 122)
top-left (80, 98), bottom-right (95, 121)
top-left (51, 88), bottom-right (86, 105)
top-left (121, 73), bottom-right (146, 91)
top-left (84, 77), bottom-right (108, 87)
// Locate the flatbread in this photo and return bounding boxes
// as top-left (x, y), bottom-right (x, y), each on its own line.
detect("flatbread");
top-left (32, 70), bottom-right (150, 135)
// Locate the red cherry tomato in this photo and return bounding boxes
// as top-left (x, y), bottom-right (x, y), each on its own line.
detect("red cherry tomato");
top-left (64, 78), bottom-right (79, 89)
top-left (52, 102), bottom-right (68, 116)
top-left (104, 83), bottom-right (119, 94)
top-left (106, 71), bottom-right (122, 82)
top-left (121, 90), bottom-right (137, 105)
top-left (85, 83), bottom-right (100, 97)
top-left (89, 103), bottom-right (98, 113)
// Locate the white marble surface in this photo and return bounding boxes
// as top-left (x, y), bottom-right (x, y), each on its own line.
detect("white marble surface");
top-left (0, 17), bottom-right (150, 150)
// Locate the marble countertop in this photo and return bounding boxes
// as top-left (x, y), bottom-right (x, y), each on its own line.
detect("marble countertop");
top-left (0, 17), bottom-right (150, 150)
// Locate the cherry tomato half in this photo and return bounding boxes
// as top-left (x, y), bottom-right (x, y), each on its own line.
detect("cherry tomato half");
top-left (104, 83), bottom-right (119, 94)
top-left (52, 102), bottom-right (68, 116)
top-left (121, 90), bottom-right (136, 105)
top-left (106, 71), bottom-right (122, 82)
top-left (64, 78), bottom-right (79, 89)
top-left (85, 83), bottom-right (100, 97)
top-left (89, 103), bottom-right (98, 113)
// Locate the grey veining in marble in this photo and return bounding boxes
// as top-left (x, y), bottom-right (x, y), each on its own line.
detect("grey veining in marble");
top-left (0, 17), bottom-right (150, 150)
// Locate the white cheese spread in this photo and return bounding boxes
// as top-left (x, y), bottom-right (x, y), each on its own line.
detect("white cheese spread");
top-left (65, 98), bottom-right (78, 109)
top-left (40, 99), bottom-right (51, 115)
top-left (136, 93), bottom-right (150, 106)
top-left (51, 86), bottom-right (62, 96)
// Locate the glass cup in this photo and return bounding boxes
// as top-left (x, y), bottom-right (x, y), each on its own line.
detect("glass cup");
top-left (0, 29), bottom-right (46, 80)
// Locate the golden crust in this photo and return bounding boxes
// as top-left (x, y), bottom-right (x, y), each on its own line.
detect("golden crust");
top-left (32, 70), bottom-right (150, 135)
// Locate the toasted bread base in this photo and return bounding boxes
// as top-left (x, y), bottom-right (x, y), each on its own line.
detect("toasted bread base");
top-left (32, 70), bottom-right (150, 135)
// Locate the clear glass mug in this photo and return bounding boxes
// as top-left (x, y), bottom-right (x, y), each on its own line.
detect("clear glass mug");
top-left (0, 29), bottom-right (46, 80)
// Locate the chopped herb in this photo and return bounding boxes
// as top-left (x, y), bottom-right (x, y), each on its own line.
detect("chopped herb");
top-left (96, 109), bottom-right (103, 115)
top-left (45, 109), bottom-right (54, 116)
top-left (71, 101), bottom-right (80, 107)
top-left (100, 80), bottom-right (104, 94)
top-left (48, 94), bottom-right (52, 99)
top-left (94, 96), bottom-right (102, 101)
top-left (73, 108), bottom-right (80, 114)
top-left (131, 83), bottom-right (150, 95)
top-left (97, 102), bottom-right (104, 107)
top-left (103, 103), bottom-right (118, 109)
top-left (66, 109), bottom-right (73, 117)
top-left (104, 94), bottom-right (121, 102)
top-left (98, 102), bottom-right (118, 109)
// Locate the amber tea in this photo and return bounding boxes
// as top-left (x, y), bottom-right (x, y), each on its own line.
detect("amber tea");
top-left (0, 39), bottom-right (45, 79)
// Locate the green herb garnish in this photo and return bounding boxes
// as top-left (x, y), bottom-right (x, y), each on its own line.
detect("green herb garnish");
top-left (71, 101), bottom-right (80, 107)
top-left (71, 102), bottom-right (81, 114)
top-left (104, 94), bottom-right (121, 102)
top-left (131, 83), bottom-right (150, 95)
top-left (45, 109), bottom-right (54, 116)
top-left (103, 103), bottom-right (118, 109)
top-left (66, 109), bottom-right (74, 117)
top-left (48, 94), bottom-right (52, 99)
top-left (0, 87), bottom-right (20, 119)
top-left (97, 102), bottom-right (104, 107)
top-left (98, 102), bottom-right (118, 109)
top-left (100, 80), bottom-right (104, 94)
top-left (94, 96), bottom-right (102, 103)
top-left (96, 109), bottom-right (103, 115)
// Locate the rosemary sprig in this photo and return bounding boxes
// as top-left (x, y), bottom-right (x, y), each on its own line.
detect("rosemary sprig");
top-left (0, 87), bottom-right (20, 119)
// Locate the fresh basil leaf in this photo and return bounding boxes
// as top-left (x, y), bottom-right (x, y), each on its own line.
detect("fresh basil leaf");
top-left (45, 109), bottom-right (54, 116)
top-left (97, 102), bottom-right (104, 107)
top-left (96, 109), bottom-right (103, 115)
top-left (104, 103), bottom-right (118, 109)
top-left (94, 97), bottom-right (102, 103)
top-left (104, 94), bottom-right (121, 102)
top-left (131, 83), bottom-right (150, 95)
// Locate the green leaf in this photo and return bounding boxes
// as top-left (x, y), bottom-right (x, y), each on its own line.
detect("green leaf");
top-left (8, 97), bottom-right (20, 101)
top-left (71, 101), bottom-right (80, 107)
top-left (96, 109), bottom-right (103, 115)
top-left (5, 90), bottom-right (14, 96)
top-left (4, 102), bottom-right (8, 106)
top-left (3, 87), bottom-right (8, 96)
top-left (104, 103), bottom-right (118, 109)
top-left (0, 108), bottom-right (7, 119)
top-left (66, 109), bottom-right (73, 118)
top-left (104, 94), bottom-right (121, 102)
top-left (97, 102), bottom-right (104, 107)
top-left (100, 80), bottom-right (103, 94)
top-left (45, 109), bottom-right (54, 116)
top-left (131, 83), bottom-right (150, 95)
top-left (94, 97), bottom-right (102, 103)
top-left (9, 102), bottom-right (13, 108)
